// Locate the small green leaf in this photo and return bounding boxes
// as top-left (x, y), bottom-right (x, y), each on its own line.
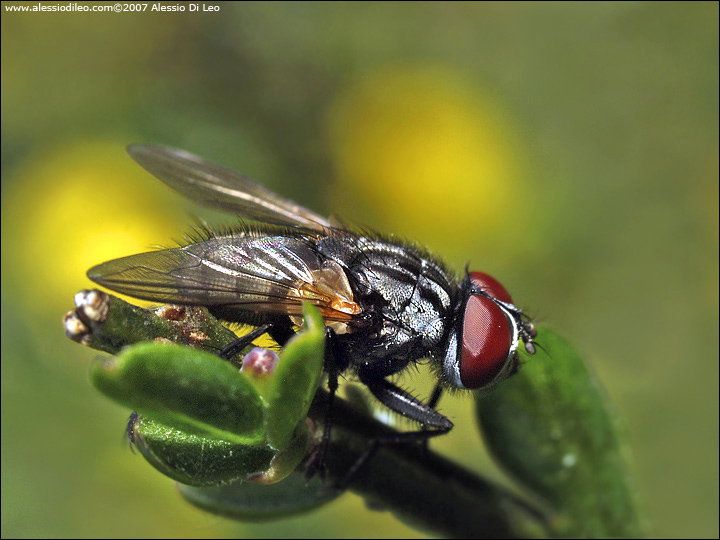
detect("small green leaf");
top-left (474, 327), bottom-right (642, 538)
top-left (130, 415), bottom-right (275, 486)
top-left (88, 306), bottom-right (326, 486)
top-left (178, 470), bottom-right (340, 522)
top-left (90, 342), bottom-right (266, 444)
top-left (244, 420), bottom-right (313, 485)
top-left (264, 303), bottom-right (326, 450)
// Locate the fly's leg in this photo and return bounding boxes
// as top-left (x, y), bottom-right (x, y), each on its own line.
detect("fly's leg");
top-left (304, 328), bottom-right (342, 481)
top-left (333, 375), bottom-right (453, 491)
top-left (219, 324), bottom-right (273, 364)
top-left (421, 383), bottom-right (444, 453)
top-left (219, 319), bottom-right (296, 366)
top-left (126, 411), bottom-right (140, 452)
top-left (427, 383), bottom-right (443, 409)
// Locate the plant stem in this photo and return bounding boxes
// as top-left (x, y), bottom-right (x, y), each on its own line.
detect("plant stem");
top-left (309, 388), bottom-right (549, 538)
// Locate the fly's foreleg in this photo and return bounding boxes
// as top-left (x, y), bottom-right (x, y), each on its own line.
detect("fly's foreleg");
top-left (219, 324), bottom-right (273, 364)
top-left (427, 383), bottom-right (443, 409)
top-left (333, 375), bottom-right (453, 490)
top-left (219, 318), bottom-right (296, 366)
top-left (422, 383), bottom-right (444, 453)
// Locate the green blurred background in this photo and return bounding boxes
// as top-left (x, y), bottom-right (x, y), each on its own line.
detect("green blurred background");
top-left (2, 2), bottom-right (717, 538)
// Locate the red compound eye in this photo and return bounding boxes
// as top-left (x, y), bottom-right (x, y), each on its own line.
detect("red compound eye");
top-left (460, 285), bottom-right (513, 389)
top-left (468, 271), bottom-right (513, 304)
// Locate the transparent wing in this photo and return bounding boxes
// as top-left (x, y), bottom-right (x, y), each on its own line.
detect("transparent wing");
top-left (127, 144), bottom-right (332, 232)
top-left (87, 234), bottom-right (359, 323)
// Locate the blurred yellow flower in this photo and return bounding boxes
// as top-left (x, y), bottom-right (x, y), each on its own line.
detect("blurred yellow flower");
top-left (327, 65), bottom-right (525, 253)
top-left (1, 142), bottom-right (184, 312)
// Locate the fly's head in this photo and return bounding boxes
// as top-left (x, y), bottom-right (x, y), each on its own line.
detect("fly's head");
top-left (442, 271), bottom-right (537, 390)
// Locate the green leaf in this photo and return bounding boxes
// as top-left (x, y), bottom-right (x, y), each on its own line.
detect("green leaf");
top-left (87, 305), bottom-right (326, 486)
top-left (264, 302), bottom-right (326, 450)
top-left (130, 415), bottom-right (275, 486)
top-left (243, 420), bottom-right (314, 485)
top-left (89, 342), bottom-right (266, 444)
top-left (474, 327), bottom-right (643, 538)
top-left (178, 470), bottom-right (340, 522)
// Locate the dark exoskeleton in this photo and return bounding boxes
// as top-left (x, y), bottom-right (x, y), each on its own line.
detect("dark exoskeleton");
top-left (88, 145), bottom-right (537, 481)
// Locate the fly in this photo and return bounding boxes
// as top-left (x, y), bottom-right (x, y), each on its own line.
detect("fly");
top-left (87, 144), bottom-right (537, 480)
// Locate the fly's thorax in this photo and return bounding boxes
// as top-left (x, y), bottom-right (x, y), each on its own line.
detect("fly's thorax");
top-left (317, 234), bottom-right (458, 360)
